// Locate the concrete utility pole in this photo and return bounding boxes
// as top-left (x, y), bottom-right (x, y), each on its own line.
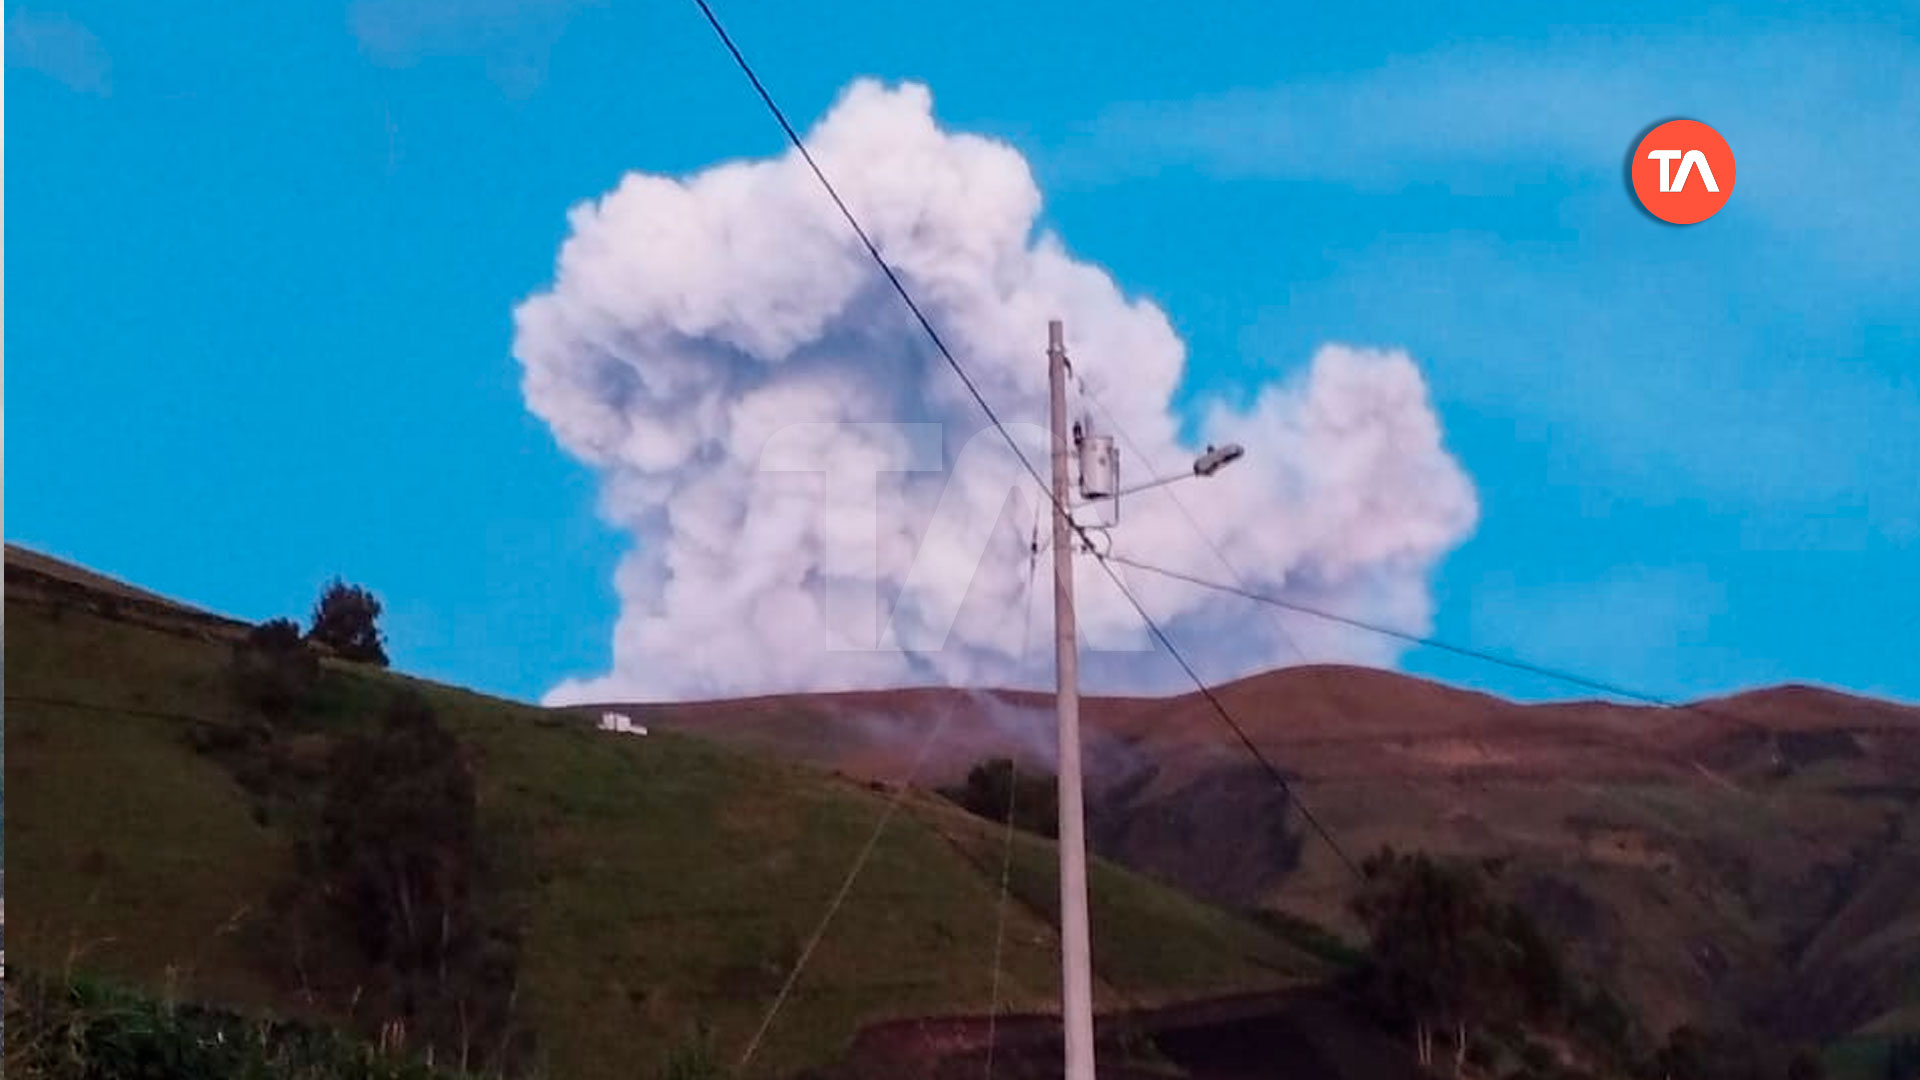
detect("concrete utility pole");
top-left (1043, 320), bottom-right (1241, 1080)
top-left (1048, 318), bottom-right (1098, 1080)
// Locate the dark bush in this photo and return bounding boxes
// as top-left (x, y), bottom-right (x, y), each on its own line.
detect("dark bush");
top-left (308, 579), bottom-right (389, 666)
top-left (321, 691), bottom-right (475, 972)
top-left (312, 692), bottom-right (527, 1069)
top-left (251, 616), bottom-right (306, 651)
top-left (231, 617), bottom-right (321, 717)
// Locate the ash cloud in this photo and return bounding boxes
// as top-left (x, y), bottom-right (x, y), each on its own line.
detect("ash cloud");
top-left (514, 80), bottom-right (1477, 703)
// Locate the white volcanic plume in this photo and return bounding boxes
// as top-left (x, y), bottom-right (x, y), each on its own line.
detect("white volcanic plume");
top-left (514, 80), bottom-right (1477, 703)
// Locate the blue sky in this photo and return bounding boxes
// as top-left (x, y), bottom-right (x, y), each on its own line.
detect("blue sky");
top-left (7, 0), bottom-right (1917, 704)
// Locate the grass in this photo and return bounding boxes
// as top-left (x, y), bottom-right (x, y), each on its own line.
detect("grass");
top-left (932, 809), bottom-right (1328, 1007)
top-left (6, 614), bottom-right (295, 1012)
top-left (4, 969), bottom-right (470, 1080)
top-left (5, 593), bottom-right (1327, 1078)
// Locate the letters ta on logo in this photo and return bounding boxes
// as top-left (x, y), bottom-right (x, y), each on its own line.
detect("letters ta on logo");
top-left (1630, 119), bottom-right (1736, 225)
top-left (1645, 149), bottom-right (1719, 194)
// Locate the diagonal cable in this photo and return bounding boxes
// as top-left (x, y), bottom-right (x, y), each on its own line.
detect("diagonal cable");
top-left (736, 694), bottom-right (963, 1069)
top-left (983, 753), bottom-right (1020, 1080)
top-left (1092, 556), bottom-right (1364, 879)
top-left (1077, 382), bottom-right (1312, 666)
top-left (690, 0), bottom-right (1375, 885)
top-left (985, 542), bottom-right (1041, 1078)
top-left (1104, 554), bottom-right (1684, 708)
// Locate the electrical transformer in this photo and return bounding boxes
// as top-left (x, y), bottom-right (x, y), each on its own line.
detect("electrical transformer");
top-left (1079, 432), bottom-right (1118, 500)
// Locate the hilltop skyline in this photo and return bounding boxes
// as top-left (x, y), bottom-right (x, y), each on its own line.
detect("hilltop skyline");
top-left (7, 0), bottom-right (1916, 704)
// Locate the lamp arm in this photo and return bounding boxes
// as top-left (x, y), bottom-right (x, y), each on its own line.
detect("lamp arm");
top-left (1072, 471), bottom-right (1195, 506)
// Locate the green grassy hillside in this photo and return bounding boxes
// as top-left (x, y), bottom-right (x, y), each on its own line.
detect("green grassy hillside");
top-left (4, 574), bottom-right (1328, 1079)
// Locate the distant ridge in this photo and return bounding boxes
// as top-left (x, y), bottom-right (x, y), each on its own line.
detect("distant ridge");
top-left (5, 543), bottom-right (247, 638)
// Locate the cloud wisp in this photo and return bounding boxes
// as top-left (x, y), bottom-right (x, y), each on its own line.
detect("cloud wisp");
top-left (347, 0), bottom-right (597, 94)
top-left (7, 10), bottom-right (112, 96)
top-left (514, 80), bottom-right (1477, 703)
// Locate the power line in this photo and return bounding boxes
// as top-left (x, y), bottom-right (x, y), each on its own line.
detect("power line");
top-left (688, 0), bottom-right (1052, 506)
top-left (1076, 383), bottom-right (1310, 666)
top-left (1107, 553), bottom-right (1784, 801)
top-left (1072, 390), bottom-right (1374, 875)
top-left (686, 0), bottom-right (1367, 883)
top-left (1092, 560), bottom-right (1363, 877)
top-left (737, 694), bottom-right (965, 1069)
top-left (1103, 553), bottom-right (1688, 710)
top-left (984, 756), bottom-right (1020, 1080)
top-left (1073, 375), bottom-right (1772, 744)
top-left (1073, 381), bottom-right (1398, 753)
top-left (744, 515), bottom-right (1046, 1067)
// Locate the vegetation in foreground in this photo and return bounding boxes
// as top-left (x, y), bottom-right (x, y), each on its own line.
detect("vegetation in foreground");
top-left (3, 970), bottom-right (471, 1080)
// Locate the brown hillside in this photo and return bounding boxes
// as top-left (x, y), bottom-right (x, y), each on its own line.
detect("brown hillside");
top-left (604, 666), bottom-right (1920, 1044)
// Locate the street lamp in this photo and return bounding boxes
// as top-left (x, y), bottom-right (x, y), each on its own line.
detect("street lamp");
top-left (1069, 422), bottom-right (1245, 528)
top-left (1193, 442), bottom-right (1245, 477)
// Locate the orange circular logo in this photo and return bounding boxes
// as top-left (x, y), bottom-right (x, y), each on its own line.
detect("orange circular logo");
top-left (1630, 119), bottom-right (1736, 224)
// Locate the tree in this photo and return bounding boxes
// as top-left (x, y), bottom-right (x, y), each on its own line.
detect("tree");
top-left (311, 692), bottom-right (530, 1071)
top-left (939, 757), bottom-right (1059, 839)
top-left (1352, 848), bottom-right (1578, 1076)
top-left (1352, 849), bottom-right (1487, 1072)
top-left (320, 691), bottom-right (475, 975)
top-left (308, 578), bottom-right (389, 666)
